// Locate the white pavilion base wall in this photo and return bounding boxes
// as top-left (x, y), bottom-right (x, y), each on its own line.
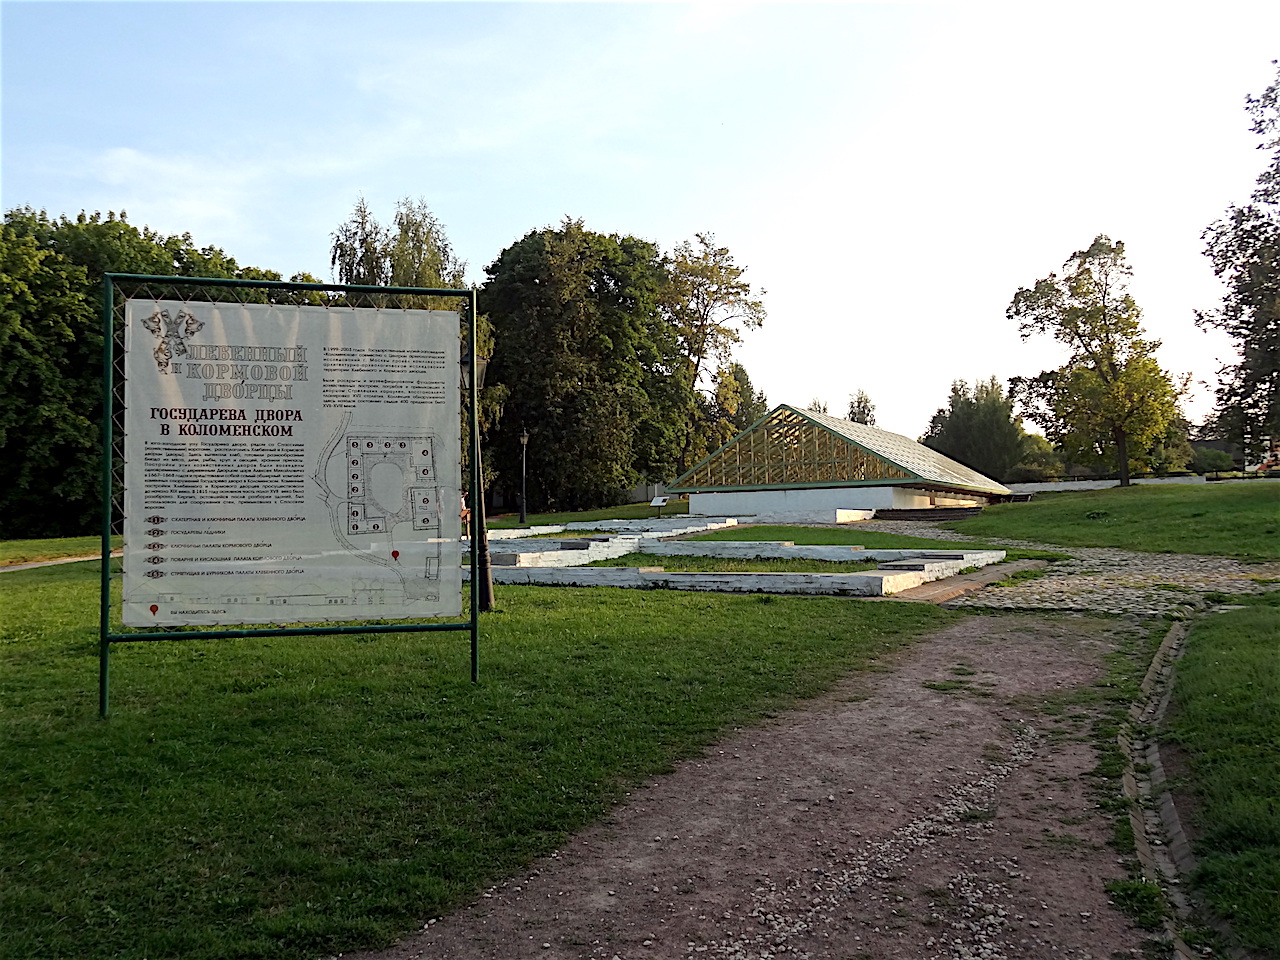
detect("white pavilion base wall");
top-left (688, 486), bottom-right (970, 523)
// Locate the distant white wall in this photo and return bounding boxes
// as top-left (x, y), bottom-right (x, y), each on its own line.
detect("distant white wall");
top-left (627, 481), bottom-right (668, 503)
top-left (687, 486), bottom-right (978, 521)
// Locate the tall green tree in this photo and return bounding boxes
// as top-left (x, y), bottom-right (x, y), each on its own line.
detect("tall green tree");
top-left (1, 207), bottom-right (281, 536)
top-left (480, 219), bottom-right (681, 510)
top-left (665, 233), bottom-right (766, 470)
top-left (16, 207), bottom-right (269, 287)
top-left (1147, 418), bottom-right (1195, 475)
top-left (921, 377), bottom-right (1027, 482)
top-left (389, 197), bottom-right (466, 290)
top-left (630, 282), bottom-right (690, 484)
top-left (330, 196), bottom-right (388, 287)
top-left (682, 363), bottom-right (769, 464)
top-left (1005, 433), bottom-right (1063, 483)
top-left (1009, 235), bottom-right (1185, 485)
top-left (847, 389), bottom-right (876, 425)
top-left (0, 222), bottom-right (97, 537)
top-left (718, 363), bottom-right (769, 431)
top-left (329, 196), bottom-right (497, 488)
top-left (1199, 62), bottom-right (1280, 456)
top-left (330, 196), bottom-right (466, 308)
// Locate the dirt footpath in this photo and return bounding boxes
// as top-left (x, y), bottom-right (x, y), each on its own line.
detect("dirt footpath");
top-left (352, 614), bottom-right (1154, 960)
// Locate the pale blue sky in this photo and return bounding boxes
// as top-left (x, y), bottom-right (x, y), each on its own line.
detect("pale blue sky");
top-left (4, 1), bottom-right (1278, 437)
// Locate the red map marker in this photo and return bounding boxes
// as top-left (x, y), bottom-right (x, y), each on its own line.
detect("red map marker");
top-left (391, 550), bottom-right (400, 561)
top-left (149, 604), bottom-right (159, 615)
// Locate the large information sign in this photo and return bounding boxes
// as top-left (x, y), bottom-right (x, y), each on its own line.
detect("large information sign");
top-left (121, 300), bottom-right (462, 627)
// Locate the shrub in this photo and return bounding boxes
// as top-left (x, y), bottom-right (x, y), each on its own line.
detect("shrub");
top-left (1005, 463), bottom-right (1056, 483)
top-left (1192, 447), bottom-right (1235, 473)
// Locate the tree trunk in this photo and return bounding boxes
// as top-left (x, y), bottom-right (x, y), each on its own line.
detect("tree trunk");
top-left (677, 400), bottom-right (702, 476)
top-left (1115, 429), bottom-right (1131, 486)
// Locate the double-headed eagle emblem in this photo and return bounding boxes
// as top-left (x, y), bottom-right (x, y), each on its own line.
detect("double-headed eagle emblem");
top-left (140, 309), bottom-right (204, 373)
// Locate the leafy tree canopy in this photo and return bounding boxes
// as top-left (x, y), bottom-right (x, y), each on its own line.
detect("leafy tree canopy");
top-left (9, 206), bottom-right (272, 288)
top-left (1009, 235), bottom-right (1185, 484)
top-left (921, 377), bottom-right (1027, 482)
top-left (1004, 433), bottom-right (1063, 483)
top-left (1, 207), bottom-right (281, 537)
top-left (480, 219), bottom-right (682, 510)
top-left (1191, 445), bottom-right (1235, 473)
top-left (1199, 61), bottom-right (1280, 455)
top-left (847, 389), bottom-right (875, 425)
top-left (675, 364), bottom-right (770, 470)
top-left (330, 196), bottom-right (466, 310)
top-left (665, 233), bottom-right (765, 385)
top-left (665, 233), bottom-right (765, 471)
top-left (1145, 417), bottom-right (1195, 475)
top-left (0, 222), bottom-right (97, 537)
top-left (718, 363), bottom-right (769, 432)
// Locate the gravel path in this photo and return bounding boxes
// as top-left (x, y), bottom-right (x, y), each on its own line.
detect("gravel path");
top-left (346, 614), bottom-right (1158, 960)
top-left (336, 526), bottom-right (1278, 959)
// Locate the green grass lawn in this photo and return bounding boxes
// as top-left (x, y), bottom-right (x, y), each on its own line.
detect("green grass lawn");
top-left (487, 499), bottom-right (689, 529)
top-left (0, 535), bottom-right (121, 566)
top-left (948, 483), bottom-right (1280, 560)
top-left (0, 560), bottom-right (951, 960)
top-left (688, 522), bottom-right (982, 550)
top-left (686, 523), bottom-right (1067, 563)
top-left (586, 552), bottom-right (880, 573)
top-left (1164, 591), bottom-right (1280, 954)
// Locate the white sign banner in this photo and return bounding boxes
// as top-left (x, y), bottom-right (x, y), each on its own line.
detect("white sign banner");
top-left (122, 300), bottom-right (463, 627)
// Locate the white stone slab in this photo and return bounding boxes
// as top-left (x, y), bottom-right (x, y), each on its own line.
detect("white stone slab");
top-left (488, 535), bottom-right (644, 567)
top-left (711, 509), bottom-right (876, 524)
top-left (463, 558), bottom-right (1010, 596)
top-left (486, 525), bottom-right (566, 540)
top-left (637, 541), bottom-right (870, 562)
top-left (654, 570), bottom-right (925, 596)
top-left (466, 567), bottom-right (927, 596)
top-left (468, 517), bottom-right (1005, 593)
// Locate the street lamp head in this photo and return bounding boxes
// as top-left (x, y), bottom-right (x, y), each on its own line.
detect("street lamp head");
top-left (459, 355), bottom-right (489, 390)
top-left (520, 428), bottom-right (529, 446)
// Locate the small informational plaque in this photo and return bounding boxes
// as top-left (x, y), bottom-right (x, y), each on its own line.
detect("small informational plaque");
top-left (121, 300), bottom-right (462, 626)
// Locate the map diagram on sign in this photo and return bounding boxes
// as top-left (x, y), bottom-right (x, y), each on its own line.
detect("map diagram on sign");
top-left (313, 415), bottom-right (447, 604)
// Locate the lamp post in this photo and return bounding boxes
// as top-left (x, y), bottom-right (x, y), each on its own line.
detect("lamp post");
top-left (460, 354), bottom-right (494, 613)
top-left (519, 427), bottom-right (529, 525)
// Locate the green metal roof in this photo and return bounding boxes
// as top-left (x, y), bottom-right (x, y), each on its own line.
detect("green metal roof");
top-left (669, 404), bottom-right (1010, 496)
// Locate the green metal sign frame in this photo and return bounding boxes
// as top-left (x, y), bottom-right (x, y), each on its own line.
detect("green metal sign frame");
top-left (98, 273), bottom-right (483, 718)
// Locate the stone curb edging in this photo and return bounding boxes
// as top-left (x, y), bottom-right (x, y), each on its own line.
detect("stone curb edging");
top-left (1120, 618), bottom-right (1259, 960)
top-left (1118, 621), bottom-right (1195, 957)
top-left (901, 558), bottom-right (1048, 604)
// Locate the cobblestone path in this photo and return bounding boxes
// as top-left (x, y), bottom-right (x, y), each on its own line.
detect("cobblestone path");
top-left (857, 520), bottom-right (1280, 617)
